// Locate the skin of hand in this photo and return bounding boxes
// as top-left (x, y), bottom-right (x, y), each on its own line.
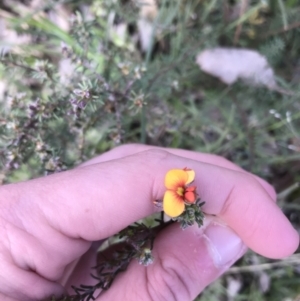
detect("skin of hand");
top-left (0, 144), bottom-right (298, 301)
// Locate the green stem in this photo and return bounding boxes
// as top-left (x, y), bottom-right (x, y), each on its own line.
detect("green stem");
top-left (277, 0), bottom-right (288, 30)
top-left (140, 14), bottom-right (157, 143)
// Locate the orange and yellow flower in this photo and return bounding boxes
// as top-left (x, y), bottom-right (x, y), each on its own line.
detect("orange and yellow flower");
top-left (163, 168), bottom-right (197, 218)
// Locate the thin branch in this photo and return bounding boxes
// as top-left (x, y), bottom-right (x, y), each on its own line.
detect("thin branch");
top-left (233, 0), bottom-right (249, 45)
top-left (0, 58), bottom-right (37, 73)
top-left (231, 95), bottom-right (255, 171)
top-left (227, 253), bottom-right (300, 274)
top-left (262, 21), bottom-right (300, 39)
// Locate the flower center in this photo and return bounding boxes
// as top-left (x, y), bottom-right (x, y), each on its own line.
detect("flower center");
top-left (176, 187), bottom-right (185, 196)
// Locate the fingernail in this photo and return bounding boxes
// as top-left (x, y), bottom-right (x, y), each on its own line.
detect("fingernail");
top-left (203, 223), bottom-right (245, 268)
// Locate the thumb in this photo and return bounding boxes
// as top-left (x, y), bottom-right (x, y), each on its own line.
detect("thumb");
top-left (96, 217), bottom-right (246, 301)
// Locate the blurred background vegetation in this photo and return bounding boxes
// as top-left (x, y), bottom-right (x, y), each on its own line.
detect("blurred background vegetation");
top-left (0, 0), bottom-right (300, 300)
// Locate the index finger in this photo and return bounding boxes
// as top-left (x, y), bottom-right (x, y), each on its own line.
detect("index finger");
top-left (79, 144), bottom-right (277, 201)
top-left (6, 149), bottom-right (298, 259)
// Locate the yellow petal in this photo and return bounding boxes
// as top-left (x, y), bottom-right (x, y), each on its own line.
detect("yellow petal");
top-left (163, 190), bottom-right (185, 218)
top-left (185, 169), bottom-right (195, 185)
top-left (165, 169), bottom-right (188, 190)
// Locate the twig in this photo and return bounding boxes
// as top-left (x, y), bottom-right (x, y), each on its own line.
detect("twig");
top-left (145, 46), bottom-right (200, 93)
top-left (0, 58), bottom-right (37, 73)
top-left (227, 253), bottom-right (300, 274)
top-left (231, 95), bottom-right (255, 171)
top-left (277, 0), bottom-right (288, 31)
top-left (262, 21), bottom-right (300, 39)
top-left (233, 0), bottom-right (249, 45)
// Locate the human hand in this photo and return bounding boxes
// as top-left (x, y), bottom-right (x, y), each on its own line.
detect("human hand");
top-left (0, 144), bottom-right (298, 301)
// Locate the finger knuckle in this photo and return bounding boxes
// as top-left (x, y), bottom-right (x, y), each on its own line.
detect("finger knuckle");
top-left (220, 172), bottom-right (258, 215)
top-left (139, 149), bottom-right (171, 164)
top-left (146, 255), bottom-right (192, 301)
top-left (220, 172), bottom-right (268, 240)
